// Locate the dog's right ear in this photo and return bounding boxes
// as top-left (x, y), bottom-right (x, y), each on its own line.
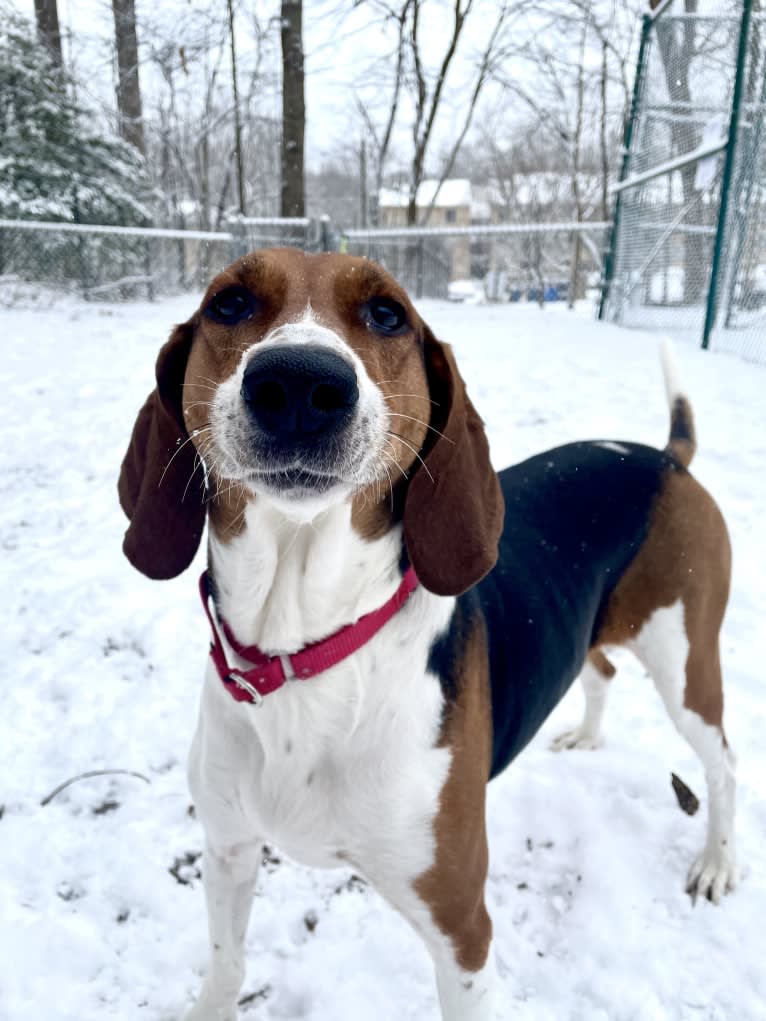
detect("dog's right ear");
top-left (118, 321), bottom-right (206, 579)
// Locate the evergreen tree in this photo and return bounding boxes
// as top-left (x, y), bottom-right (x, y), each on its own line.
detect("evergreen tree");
top-left (0, 6), bottom-right (152, 225)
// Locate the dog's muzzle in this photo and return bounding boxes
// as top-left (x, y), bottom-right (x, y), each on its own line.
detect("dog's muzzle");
top-left (238, 345), bottom-right (362, 494)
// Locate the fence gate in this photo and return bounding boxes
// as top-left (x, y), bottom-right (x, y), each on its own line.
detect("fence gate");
top-left (599, 0), bottom-right (766, 363)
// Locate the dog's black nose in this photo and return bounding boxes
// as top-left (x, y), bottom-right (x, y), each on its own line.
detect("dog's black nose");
top-left (241, 346), bottom-right (359, 438)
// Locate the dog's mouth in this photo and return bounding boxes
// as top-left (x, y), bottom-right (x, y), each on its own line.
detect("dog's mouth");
top-left (245, 463), bottom-right (346, 496)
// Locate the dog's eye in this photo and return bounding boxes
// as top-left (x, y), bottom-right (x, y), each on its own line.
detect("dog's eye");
top-left (205, 286), bottom-right (256, 324)
top-left (364, 297), bottom-right (408, 336)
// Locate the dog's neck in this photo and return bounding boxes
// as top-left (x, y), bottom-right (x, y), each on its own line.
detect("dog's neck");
top-left (208, 496), bottom-right (404, 655)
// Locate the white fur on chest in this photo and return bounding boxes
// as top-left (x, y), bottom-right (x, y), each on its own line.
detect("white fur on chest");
top-left (190, 500), bottom-right (455, 878)
top-left (210, 499), bottom-right (406, 652)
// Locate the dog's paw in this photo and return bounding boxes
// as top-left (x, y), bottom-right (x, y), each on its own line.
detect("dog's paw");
top-left (686, 848), bottom-right (738, 905)
top-left (550, 726), bottom-right (603, 752)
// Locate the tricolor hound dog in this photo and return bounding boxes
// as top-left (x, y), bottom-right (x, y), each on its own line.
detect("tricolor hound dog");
top-left (119, 248), bottom-right (736, 1021)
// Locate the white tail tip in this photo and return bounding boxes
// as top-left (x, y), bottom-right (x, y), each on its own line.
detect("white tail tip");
top-left (659, 337), bottom-right (683, 407)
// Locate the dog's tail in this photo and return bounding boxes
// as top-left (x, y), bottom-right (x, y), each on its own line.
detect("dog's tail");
top-left (660, 338), bottom-right (697, 469)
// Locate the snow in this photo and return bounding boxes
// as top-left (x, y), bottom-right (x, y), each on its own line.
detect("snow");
top-left (379, 178), bottom-right (474, 210)
top-left (1, 293), bottom-right (765, 1020)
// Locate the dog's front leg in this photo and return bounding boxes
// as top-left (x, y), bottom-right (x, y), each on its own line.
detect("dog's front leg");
top-left (368, 831), bottom-right (496, 1021)
top-left (373, 877), bottom-right (496, 1021)
top-left (184, 839), bottom-right (261, 1021)
top-left (431, 942), bottom-right (497, 1021)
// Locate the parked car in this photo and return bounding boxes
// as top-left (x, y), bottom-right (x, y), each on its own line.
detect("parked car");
top-left (527, 281), bottom-right (569, 303)
top-left (447, 278), bottom-right (485, 303)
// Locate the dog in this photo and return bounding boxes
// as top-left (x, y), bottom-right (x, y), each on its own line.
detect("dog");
top-left (118, 248), bottom-right (736, 1021)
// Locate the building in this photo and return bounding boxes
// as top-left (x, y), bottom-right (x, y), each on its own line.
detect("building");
top-left (377, 178), bottom-right (491, 280)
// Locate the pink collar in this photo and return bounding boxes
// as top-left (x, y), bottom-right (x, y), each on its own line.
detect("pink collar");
top-left (199, 567), bottom-right (420, 705)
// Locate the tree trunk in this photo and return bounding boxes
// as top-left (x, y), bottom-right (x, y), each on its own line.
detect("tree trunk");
top-left (359, 139), bottom-right (368, 228)
top-left (227, 0), bottom-right (246, 216)
top-left (568, 13), bottom-right (588, 309)
top-left (34, 0), bottom-right (63, 66)
top-left (280, 0), bottom-right (305, 218)
top-left (111, 0), bottom-right (145, 155)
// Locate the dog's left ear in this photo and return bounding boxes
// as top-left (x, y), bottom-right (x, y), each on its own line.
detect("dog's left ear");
top-left (118, 321), bottom-right (206, 579)
top-left (403, 325), bottom-right (504, 596)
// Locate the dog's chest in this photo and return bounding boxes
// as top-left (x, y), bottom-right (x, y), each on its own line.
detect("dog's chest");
top-left (192, 587), bottom-right (455, 874)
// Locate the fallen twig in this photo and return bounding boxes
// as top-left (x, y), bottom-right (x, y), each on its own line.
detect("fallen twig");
top-left (40, 769), bottom-right (151, 807)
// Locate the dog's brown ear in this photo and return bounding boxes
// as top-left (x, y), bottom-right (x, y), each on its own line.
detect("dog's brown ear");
top-left (403, 326), bottom-right (503, 596)
top-left (118, 322), bottom-right (206, 579)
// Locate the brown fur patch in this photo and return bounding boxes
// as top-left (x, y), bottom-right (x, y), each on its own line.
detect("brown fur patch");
top-left (667, 395), bottom-right (697, 469)
top-left (207, 484), bottom-right (250, 542)
top-left (594, 467), bottom-right (731, 727)
top-left (588, 647), bottom-right (617, 679)
top-left (414, 616), bottom-right (493, 972)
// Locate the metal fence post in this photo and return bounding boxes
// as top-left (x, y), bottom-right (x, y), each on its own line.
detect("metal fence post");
top-left (177, 230), bottom-right (186, 291)
top-left (416, 239), bottom-right (424, 299)
top-left (319, 215), bottom-right (332, 252)
top-left (230, 216), bottom-right (248, 259)
top-left (144, 238), bottom-right (155, 301)
top-left (598, 12), bottom-right (652, 321)
top-left (77, 232), bottom-right (90, 301)
top-left (702, 0), bottom-right (753, 351)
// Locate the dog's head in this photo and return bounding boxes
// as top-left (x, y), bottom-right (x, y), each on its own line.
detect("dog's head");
top-left (118, 248), bottom-right (503, 595)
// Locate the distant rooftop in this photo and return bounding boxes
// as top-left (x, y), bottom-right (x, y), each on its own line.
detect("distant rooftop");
top-left (379, 178), bottom-right (473, 210)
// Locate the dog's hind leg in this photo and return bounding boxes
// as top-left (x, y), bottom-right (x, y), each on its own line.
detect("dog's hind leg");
top-left (630, 600), bottom-right (737, 904)
top-left (183, 838), bottom-right (262, 1021)
top-left (551, 649), bottom-right (616, 751)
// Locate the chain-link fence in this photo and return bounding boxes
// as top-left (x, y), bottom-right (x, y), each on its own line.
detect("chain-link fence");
top-left (0, 216), bottom-right (607, 309)
top-left (600, 0), bottom-right (766, 363)
top-left (0, 217), bottom-right (338, 305)
top-left (344, 223), bottom-right (608, 303)
top-left (342, 231), bottom-right (451, 299)
top-left (0, 219), bottom-right (233, 302)
top-left (232, 216), bottom-right (318, 255)
top-left (716, 1), bottom-right (766, 358)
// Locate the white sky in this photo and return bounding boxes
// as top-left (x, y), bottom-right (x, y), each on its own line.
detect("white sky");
top-left (17, 0), bottom-right (597, 171)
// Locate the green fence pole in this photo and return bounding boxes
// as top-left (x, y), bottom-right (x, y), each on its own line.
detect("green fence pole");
top-left (723, 17), bottom-right (766, 329)
top-left (598, 12), bottom-right (653, 321)
top-left (702, 0), bottom-right (753, 351)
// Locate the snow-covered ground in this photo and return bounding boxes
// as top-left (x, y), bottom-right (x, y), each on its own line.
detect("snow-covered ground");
top-left (1, 292), bottom-right (765, 1021)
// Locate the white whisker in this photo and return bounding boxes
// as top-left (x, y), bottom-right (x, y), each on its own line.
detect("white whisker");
top-left (159, 425), bottom-right (211, 488)
top-left (386, 431), bottom-right (435, 484)
top-left (382, 393), bottom-right (438, 406)
top-left (387, 411), bottom-right (453, 443)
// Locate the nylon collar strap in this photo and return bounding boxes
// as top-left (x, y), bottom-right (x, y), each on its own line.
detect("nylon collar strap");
top-left (199, 567), bottom-right (420, 705)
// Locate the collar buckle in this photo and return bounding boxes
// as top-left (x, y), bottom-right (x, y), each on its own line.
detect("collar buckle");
top-left (226, 670), bottom-right (264, 706)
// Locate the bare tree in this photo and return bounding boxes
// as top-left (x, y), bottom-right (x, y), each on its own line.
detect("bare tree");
top-left (145, 6), bottom-right (277, 228)
top-left (34, 0), bottom-right (63, 67)
top-left (111, 0), bottom-right (145, 154)
top-left (353, 0), bottom-right (515, 226)
top-left (354, 0), bottom-right (413, 225)
top-left (568, 10), bottom-right (590, 307)
top-left (405, 0), bottom-right (513, 226)
top-left (227, 0), bottom-right (246, 215)
top-left (492, 0), bottom-right (640, 213)
top-left (415, 0), bottom-right (513, 226)
top-left (281, 0), bottom-right (305, 217)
